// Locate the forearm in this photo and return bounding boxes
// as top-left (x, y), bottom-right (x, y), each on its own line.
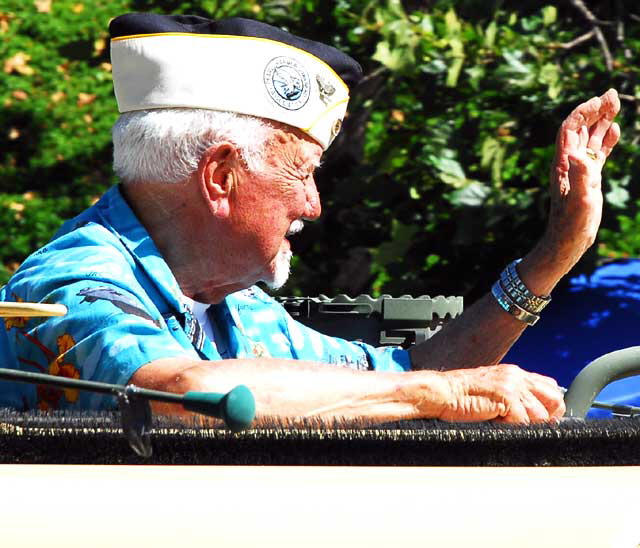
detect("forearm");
top-left (130, 356), bottom-right (564, 424)
top-left (130, 357), bottom-right (449, 422)
top-left (409, 292), bottom-right (525, 370)
top-left (410, 242), bottom-right (568, 371)
top-left (411, 90), bottom-right (620, 372)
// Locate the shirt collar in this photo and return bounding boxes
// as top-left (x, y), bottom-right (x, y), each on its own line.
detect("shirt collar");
top-left (94, 185), bottom-right (187, 315)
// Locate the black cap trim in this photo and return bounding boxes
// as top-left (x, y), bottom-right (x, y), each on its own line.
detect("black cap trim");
top-left (109, 13), bottom-right (362, 89)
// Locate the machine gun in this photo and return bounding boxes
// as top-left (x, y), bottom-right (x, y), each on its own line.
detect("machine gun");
top-left (277, 294), bottom-right (463, 347)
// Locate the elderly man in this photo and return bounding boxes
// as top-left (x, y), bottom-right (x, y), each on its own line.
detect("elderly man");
top-left (0, 13), bottom-right (620, 424)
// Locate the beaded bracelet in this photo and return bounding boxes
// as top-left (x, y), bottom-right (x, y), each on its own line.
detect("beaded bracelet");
top-left (500, 259), bottom-right (551, 314)
top-left (491, 280), bottom-right (540, 326)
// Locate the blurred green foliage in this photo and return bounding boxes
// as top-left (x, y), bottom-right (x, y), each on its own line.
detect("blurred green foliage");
top-left (1, 0), bottom-right (639, 300)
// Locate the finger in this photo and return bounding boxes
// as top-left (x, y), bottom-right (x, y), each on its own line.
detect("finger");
top-left (579, 124), bottom-right (589, 149)
top-left (521, 391), bottom-right (550, 423)
top-left (601, 122), bottom-right (621, 158)
top-left (560, 89), bottom-right (619, 144)
top-left (553, 117), bottom-right (569, 160)
top-left (563, 95), bottom-right (602, 131)
top-left (599, 88), bottom-right (621, 120)
top-left (495, 397), bottom-right (530, 424)
top-left (527, 381), bottom-right (566, 420)
top-left (553, 123), bottom-right (580, 174)
top-left (587, 116), bottom-right (613, 151)
top-left (552, 398), bottom-right (566, 421)
top-left (439, 395), bottom-right (505, 423)
top-left (528, 372), bottom-right (562, 389)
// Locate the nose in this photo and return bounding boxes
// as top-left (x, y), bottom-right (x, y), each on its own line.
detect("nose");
top-left (303, 177), bottom-right (321, 220)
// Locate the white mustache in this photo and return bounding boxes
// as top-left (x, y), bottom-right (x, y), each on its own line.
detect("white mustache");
top-left (286, 220), bottom-right (304, 235)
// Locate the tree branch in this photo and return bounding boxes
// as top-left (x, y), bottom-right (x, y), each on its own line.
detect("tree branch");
top-left (567, 0), bottom-right (613, 25)
top-left (594, 28), bottom-right (614, 71)
top-left (357, 66), bottom-right (388, 88)
top-left (567, 0), bottom-right (614, 71)
top-left (558, 30), bottom-right (595, 49)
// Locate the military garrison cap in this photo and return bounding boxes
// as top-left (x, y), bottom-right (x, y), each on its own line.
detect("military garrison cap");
top-left (109, 13), bottom-right (363, 149)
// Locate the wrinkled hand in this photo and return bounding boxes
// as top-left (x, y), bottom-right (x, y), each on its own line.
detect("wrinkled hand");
top-left (439, 364), bottom-right (565, 423)
top-left (544, 88), bottom-right (621, 271)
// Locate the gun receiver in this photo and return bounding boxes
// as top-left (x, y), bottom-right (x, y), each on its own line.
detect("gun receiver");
top-left (278, 294), bottom-right (463, 348)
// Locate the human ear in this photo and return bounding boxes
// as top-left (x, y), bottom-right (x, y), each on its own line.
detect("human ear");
top-left (198, 143), bottom-right (238, 218)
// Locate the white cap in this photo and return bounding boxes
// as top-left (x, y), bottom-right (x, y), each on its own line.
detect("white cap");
top-left (110, 31), bottom-right (353, 149)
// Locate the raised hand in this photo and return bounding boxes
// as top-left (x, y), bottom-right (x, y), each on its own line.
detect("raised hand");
top-left (544, 88), bottom-right (621, 272)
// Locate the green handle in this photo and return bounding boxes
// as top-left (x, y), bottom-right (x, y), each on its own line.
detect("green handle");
top-left (182, 385), bottom-right (256, 431)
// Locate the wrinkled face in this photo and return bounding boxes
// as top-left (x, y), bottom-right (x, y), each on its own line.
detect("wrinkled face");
top-left (229, 128), bottom-right (323, 289)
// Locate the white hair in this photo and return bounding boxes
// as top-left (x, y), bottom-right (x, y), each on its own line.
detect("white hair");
top-left (112, 109), bottom-right (274, 184)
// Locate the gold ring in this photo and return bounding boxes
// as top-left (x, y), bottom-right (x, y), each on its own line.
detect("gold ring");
top-left (585, 148), bottom-right (598, 161)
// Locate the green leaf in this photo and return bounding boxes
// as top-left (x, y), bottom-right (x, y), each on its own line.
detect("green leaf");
top-left (421, 58), bottom-right (447, 74)
top-left (606, 186), bottom-right (630, 209)
top-left (446, 56), bottom-right (464, 87)
top-left (542, 6), bottom-right (557, 26)
top-left (484, 21), bottom-right (497, 49)
top-left (449, 37), bottom-right (464, 57)
top-left (480, 136), bottom-right (507, 186)
top-left (370, 219), bottom-right (419, 267)
top-left (503, 50), bottom-right (530, 76)
top-left (481, 137), bottom-right (500, 168)
top-left (386, 0), bottom-right (408, 21)
top-left (538, 62), bottom-right (561, 99)
top-left (418, 14), bottom-right (434, 34)
top-left (373, 42), bottom-right (404, 71)
top-left (449, 182), bottom-right (491, 207)
top-left (430, 156), bottom-right (467, 187)
top-left (465, 65), bottom-right (485, 89)
top-left (444, 9), bottom-right (461, 36)
top-left (606, 175), bottom-right (632, 209)
top-left (424, 254), bottom-right (440, 270)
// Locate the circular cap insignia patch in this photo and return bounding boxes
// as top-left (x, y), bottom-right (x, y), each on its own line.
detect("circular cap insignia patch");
top-left (264, 56), bottom-right (310, 111)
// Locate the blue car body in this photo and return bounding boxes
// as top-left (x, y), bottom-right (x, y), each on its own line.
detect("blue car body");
top-left (504, 259), bottom-right (640, 418)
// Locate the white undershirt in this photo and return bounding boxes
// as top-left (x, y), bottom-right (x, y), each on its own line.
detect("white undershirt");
top-left (182, 296), bottom-right (214, 341)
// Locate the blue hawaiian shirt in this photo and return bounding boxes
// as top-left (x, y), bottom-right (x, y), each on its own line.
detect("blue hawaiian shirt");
top-left (0, 185), bottom-right (410, 410)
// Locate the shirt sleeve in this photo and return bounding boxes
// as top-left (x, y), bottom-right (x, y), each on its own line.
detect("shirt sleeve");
top-left (0, 234), bottom-right (198, 411)
top-left (282, 312), bottom-right (412, 372)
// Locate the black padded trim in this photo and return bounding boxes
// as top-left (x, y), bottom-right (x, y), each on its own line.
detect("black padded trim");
top-left (109, 13), bottom-right (363, 89)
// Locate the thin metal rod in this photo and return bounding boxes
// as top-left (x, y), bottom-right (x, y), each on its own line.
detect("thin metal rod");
top-left (561, 386), bottom-right (640, 416)
top-left (590, 400), bottom-right (640, 415)
top-left (0, 368), bottom-right (183, 404)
